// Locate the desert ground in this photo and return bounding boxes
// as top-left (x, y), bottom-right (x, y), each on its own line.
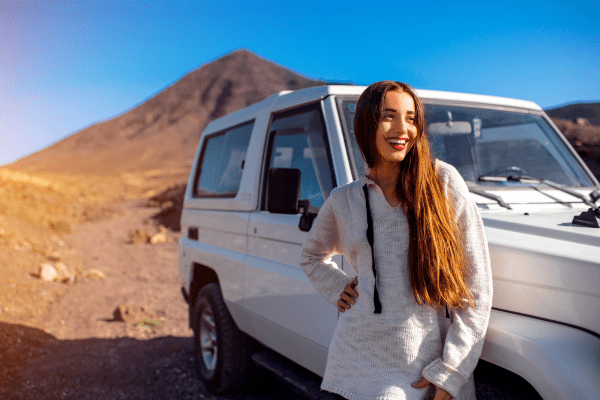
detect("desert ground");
top-left (0, 168), bottom-right (544, 400)
top-left (0, 169), bottom-right (302, 399)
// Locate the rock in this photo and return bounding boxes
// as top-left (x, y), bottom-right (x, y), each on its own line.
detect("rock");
top-left (47, 251), bottom-right (61, 262)
top-left (62, 275), bottom-right (76, 285)
top-left (149, 231), bottom-right (168, 244)
top-left (54, 262), bottom-right (69, 276)
top-left (52, 262), bottom-right (76, 284)
top-left (85, 269), bottom-right (106, 280)
top-left (113, 305), bottom-right (155, 324)
top-left (129, 226), bottom-right (170, 244)
top-left (39, 264), bottom-right (57, 282)
top-left (129, 229), bottom-right (149, 244)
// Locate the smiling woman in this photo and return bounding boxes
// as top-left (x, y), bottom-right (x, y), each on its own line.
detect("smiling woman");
top-left (300, 81), bottom-right (493, 400)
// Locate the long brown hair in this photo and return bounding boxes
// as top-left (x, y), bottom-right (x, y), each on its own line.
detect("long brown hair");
top-left (354, 81), bottom-right (474, 310)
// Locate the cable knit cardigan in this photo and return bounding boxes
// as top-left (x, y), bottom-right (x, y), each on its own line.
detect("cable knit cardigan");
top-left (299, 160), bottom-right (492, 400)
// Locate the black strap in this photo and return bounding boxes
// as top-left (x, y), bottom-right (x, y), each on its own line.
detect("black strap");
top-left (363, 184), bottom-right (382, 314)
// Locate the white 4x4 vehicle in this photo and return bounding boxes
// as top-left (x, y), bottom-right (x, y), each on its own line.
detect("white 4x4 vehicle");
top-left (178, 85), bottom-right (600, 399)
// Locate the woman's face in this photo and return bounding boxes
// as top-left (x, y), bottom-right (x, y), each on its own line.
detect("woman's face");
top-left (374, 90), bottom-right (418, 166)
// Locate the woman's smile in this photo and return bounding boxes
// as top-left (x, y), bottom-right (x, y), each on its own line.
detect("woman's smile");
top-left (386, 137), bottom-right (408, 150)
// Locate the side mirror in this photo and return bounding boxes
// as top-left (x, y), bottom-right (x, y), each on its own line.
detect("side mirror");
top-left (267, 168), bottom-right (301, 214)
top-left (266, 168), bottom-right (318, 232)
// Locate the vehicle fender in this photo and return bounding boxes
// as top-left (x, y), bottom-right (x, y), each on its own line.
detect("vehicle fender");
top-left (481, 309), bottom-right (600, 400)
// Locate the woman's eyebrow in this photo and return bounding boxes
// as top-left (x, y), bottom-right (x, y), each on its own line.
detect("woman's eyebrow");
top-left (382, 108), bottom-right (416, 115)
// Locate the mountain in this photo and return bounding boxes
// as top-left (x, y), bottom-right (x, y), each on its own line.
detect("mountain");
top-left (545, 102), bottom-right (600, 182)
top-left (545, 102), bottom-right (600, 126)
top-left (9, 50), bottom-right (324, 177)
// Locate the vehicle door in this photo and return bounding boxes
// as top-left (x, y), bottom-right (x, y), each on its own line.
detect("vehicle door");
top-left (244, 102), bottom-right (341, 375)
top-left (182, 121), bottom-right (255, 305)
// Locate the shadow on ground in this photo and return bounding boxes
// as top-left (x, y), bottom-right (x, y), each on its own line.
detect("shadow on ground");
top-left (147, 184), bottom-right (186, 232)
top-left (0, 322), bottom-right (297, 400)
top-left (1, 320), bottom-right (540, 400)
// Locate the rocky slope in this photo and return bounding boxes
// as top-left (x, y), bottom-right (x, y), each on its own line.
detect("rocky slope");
top-left (548, 117), bottom-right (600, 180)
top-left (546, 102), bottom-right (600, 126)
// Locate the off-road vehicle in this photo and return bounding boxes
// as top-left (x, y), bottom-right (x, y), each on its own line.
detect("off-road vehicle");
top-left (178, 85), bottom-right (600, 399)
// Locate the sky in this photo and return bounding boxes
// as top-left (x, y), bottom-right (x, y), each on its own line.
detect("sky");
top-left (1, 0), bottom-right (599, 166)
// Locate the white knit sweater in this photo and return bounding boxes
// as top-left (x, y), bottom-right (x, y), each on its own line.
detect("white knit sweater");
top-left (299, 160), bottom-right (492, 400)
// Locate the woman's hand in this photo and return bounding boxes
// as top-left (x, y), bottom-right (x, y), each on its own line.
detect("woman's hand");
top-left (337, 276), bottom-right (358, 312)
top-left (411, 377), bottom-right (452, 400)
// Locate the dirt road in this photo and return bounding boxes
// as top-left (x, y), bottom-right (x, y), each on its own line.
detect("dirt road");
top-left (1, 201), bottom-right (528, 399)
top-left (1, 201), bottom-right (295, 399)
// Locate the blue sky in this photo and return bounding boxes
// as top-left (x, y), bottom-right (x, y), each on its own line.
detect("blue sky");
top-left (2, 0), bottom-right (599, 166)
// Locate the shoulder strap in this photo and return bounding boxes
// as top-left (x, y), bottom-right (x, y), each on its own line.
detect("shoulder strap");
top-left (362, 184), bottom-right (382, 314)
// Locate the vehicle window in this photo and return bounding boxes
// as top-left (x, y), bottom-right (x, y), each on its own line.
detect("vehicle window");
top-left (265, 105), bottom-right (335, 211)
top-left (193, 121), bottom-right (253, 197)
top-left (338, 98), bottom-right (594, 187)
top-left (425, 105), bottom-right (593, 186)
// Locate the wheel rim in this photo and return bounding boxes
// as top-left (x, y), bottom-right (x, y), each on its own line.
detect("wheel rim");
top-left (199, 305), bottom-right (218, 372)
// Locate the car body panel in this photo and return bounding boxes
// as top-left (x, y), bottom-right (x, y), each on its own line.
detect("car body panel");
top-left (245, 211), bottom-right (339, 351)
top-left (179, 209), bottom-right (249, 304)
top-left (485, 223), bottom-right (600, 335)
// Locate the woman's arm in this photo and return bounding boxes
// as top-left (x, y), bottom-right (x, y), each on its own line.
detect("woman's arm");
top-left (422, 168), bottom-right (493, 399)
top-left (299, 192), bottom-right (354, 307)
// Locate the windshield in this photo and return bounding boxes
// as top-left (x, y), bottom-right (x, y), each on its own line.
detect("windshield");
top-left (337, 98), bottom-right (595, 187)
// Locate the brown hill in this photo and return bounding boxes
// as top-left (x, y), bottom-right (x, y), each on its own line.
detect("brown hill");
top-left (9, 50), bottom-right (324, 181)
top-left (549, 117), bottom-right (600, 181)
top-left (546, 102), bottom-right (600, 126)
top-left (544, 103), bottom-right (600, 181)
top-left (550, 118), bottom-right (600, 146)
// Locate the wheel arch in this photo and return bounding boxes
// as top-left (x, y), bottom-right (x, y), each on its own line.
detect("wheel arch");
top-left (189, 262), bottom-right (219, 328)
top-left (481, 309), bottom-right (600, 400)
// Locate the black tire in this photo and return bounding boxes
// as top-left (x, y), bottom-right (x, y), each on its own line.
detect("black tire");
top-left (192, 283), bottom-right (255, 394)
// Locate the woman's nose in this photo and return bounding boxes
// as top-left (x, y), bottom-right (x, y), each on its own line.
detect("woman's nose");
top-left (395, 119), bottom-right (408, 133)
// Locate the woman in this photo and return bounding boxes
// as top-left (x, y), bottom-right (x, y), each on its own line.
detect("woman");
top-left (299, 81), bottom-right (492, 400)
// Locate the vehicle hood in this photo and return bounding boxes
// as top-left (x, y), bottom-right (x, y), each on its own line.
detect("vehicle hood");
top-left (482, 209), bottom-right (600, 247)
top-left (481, 208), bottom-right (600, 337)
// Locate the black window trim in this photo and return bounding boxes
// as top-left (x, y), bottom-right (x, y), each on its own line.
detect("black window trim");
top-left (192, 119), bottom-right (255, 199)
top-left (334, 95), bottom-right (362, 181)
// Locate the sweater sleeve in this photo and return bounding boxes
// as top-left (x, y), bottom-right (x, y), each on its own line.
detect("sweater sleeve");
top-left (299, 191), bottom-right (354, 307)
top-left (422, 167), bottom-right (493, 399)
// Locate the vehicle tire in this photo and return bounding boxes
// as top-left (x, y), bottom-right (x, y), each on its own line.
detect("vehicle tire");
top-left (192, 283), bottom-right (255, 394)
